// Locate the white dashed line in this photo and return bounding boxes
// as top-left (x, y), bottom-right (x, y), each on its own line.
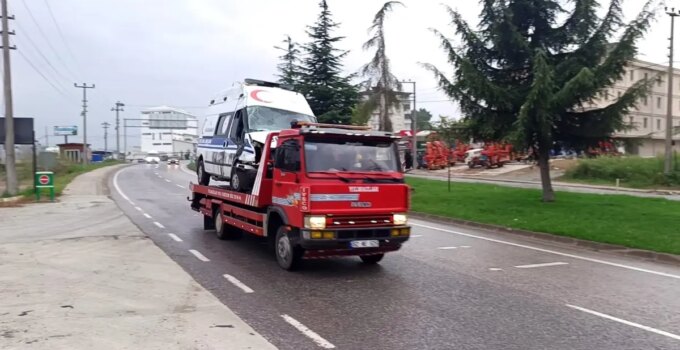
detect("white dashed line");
top-left (128, 201), bottom-right (135, 205)
top-left (176, 184), bottom-right (185, 189)
top-left (515, 262), bottom-right (568, 269)
top-left (281, 314), bottom-right (335, 349)
top-left (437, 246), bottom-right (458, 250)
top-left (168, 233), bottom-right (183, 242)
top-left (460, 245), bottom-right (471, 248)
top-left (410, 234), bottom-right (423, 238)
top-left (189, 249), bottom-right (210, 262)
top-left (143, 213), bottom-right (152, 219)
top-left (223, 274), bottom-right (254, 293)
top-left (154, 222), bottom-right (165, 229)
top-left (566, 304), bottom-right (680, 341)
top-left (165, 179), bottom-right (172, 183)
top-left (134, 206), bottom-right (142, 211)
top-left (489, 268), bottom-right (503, 271)
top-left (411, 222), bottom-right (680, 280)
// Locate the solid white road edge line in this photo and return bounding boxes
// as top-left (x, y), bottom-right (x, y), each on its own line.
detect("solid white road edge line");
top-left (223, 274), bottom-right (255, 294)
top-left (411, 222), bottom-right (680, 280)
top-left (112, 168), bottom-right (130, 201)
top-left (176, 184), bottom-right (185, 189)
top-left (410, 234), bottom-right (423, 238)
top-left (515, 262), bottom-right (569, 269)
top-left (281, 314), bottom-right (335, 349)
top-left (143, 213), bottom-right (152, 219)
top-left (566, 304), bottom-right (680, 341)
top-left (168, 233), bottom-right (183, 242)
top-left (154, 222), bottom-right (165, 229)
top-left (189, 249), bottom-right (210, 262)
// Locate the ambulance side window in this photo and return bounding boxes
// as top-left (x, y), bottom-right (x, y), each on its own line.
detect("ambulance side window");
top-left (274, 140), bottom-right (300, 172)
top-left (229, 109), bottom-right (245, 143)
top-left (216, 113), bottom-right (233, 136)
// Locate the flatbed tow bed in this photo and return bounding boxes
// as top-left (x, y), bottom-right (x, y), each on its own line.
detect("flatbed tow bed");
top-left (190, 123), bottom-right (411, 270)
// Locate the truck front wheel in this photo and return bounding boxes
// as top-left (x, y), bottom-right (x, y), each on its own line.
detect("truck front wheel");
top-left (275, 227), bottom-right (303, 271)
top-left (197, 160), bottom-right (210, 186)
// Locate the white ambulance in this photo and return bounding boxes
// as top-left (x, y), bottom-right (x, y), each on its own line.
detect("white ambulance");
top-left (197, 79), bottom-right (316, 191)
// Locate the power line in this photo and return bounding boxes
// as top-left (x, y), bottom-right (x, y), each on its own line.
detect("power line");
top-left (20, 0), bottom-right (78, 81)
top-left (16, 49), bottom-right (71, 100)
top-left (42, 0), bottom-right (79, 74)
top-left (14, 21), bottom-right (72, 90)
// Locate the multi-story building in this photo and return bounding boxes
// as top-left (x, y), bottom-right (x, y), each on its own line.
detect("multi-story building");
top-left (360, 89), bottom-right (413, 132)
top-left (139, 106), bottom-right (199, 156)
top-left (592, 59), bottom-right (680, 156)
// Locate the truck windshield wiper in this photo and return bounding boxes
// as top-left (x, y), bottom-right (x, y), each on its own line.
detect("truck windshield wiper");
top-left (308, 171), bottom-right (352, 183)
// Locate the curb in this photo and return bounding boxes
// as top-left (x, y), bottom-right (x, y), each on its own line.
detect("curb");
top-left (0, 195), bottom-right (23, 203)
top-left (179, 161), bottom-right (196, 177)
top-left (409, 212), bottom-right (680, 266)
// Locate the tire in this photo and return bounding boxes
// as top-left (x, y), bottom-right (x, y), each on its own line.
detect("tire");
top-left (468, 161), bottom-right (475, 169)
top-left (197, 160), bottom-right (210, 186)
top-left (230, 166), bottom-right (253, 193)
top-left (275, 226), bottom-right (303, 270)
top-left (360, 254), bottom-right (384, 264)
top-left (214, 209), bottom-right (241, 240)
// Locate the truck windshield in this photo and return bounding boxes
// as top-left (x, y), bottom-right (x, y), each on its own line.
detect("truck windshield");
top-left (305, 140), bottom-right (400, 173)
top-left (247, 106), bottom-right (315, 131)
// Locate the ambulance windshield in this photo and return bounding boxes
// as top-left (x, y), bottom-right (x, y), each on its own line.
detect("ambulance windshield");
top-left (247, 106), bottom-right (315, 131)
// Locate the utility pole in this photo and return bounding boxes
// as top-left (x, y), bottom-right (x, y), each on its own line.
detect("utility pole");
top-left (111, 101), bottom-right (124, 159)
top-left (1, 0), bottom-right (17, 195)
top-left (102, 122), bottom-right (110, 154)
top-left (665, 7), bottom-right (679, 175)
top-left (400, 80), bottom-right (417, 167)
top-left (74, 83), bottom-right (95, 164)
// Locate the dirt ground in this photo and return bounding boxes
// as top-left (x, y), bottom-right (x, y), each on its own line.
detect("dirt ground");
top-left (411, 159), bottom-right (580, 181)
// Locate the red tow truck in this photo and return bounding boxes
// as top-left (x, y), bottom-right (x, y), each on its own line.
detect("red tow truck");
top-left (189, 122), bottom-right (412, 270)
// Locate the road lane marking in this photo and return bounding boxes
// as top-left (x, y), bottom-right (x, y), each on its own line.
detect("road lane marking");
top-left (566, 304), bottom-right (680, 341)
top-left (189, 249), bottom-right (210, 262)
top-left (437, 246), bottom-right (458, 250)
top-left (154, 222), bottom-right (165, 229)
top-left (281, 314), bottom-right (335, 349)
top-left (128, 200), bottom-right (135, 205)
top-left (411, 222), bottom-right (680, 280)
top-left (168, 233), bottom-right (183, 242)
top-left (112, 169), bottom-right (130, 201)
top-left (165, 179), bottom-right (172, 183)
top-left (176, 184), bottom-right (185, 189)
top-left (410, 234), bottom-right (423, 238)
top-left (143, 213), bottom-right (152, 219)
top-left (515, 262), bottom-right (569, 269)
top-left (134, 206), bottom-right (142, 211)
top-left (223, 274), bottom-right (254, 293)
top-left (489, 268), bottom-right (503, 271)
top-left (460, 245), bottom-right (471, 248)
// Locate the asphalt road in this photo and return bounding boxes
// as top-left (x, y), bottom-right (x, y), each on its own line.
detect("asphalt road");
top-left (110, 163), bottom-right (680, 350)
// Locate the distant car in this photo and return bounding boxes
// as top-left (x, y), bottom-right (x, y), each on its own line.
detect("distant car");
top-left (137, 159), bottom-right (146, 163)
top-left (167, 158), bottom-right (179, 165)
top-left (145, 156), bottom-right (160, 164)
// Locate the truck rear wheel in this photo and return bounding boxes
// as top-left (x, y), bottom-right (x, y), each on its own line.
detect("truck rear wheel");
top-left (215, 209), bottom-right (241, 240)
top-left (360, 254), bottom-right (384, 264)
top-left (275, 227), bottom-right (303, 271)
top-left (197, 160), bottom-right (210, 186)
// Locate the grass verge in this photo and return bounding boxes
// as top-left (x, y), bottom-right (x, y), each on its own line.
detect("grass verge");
top-left (562, 156), bottom-right (680, 189)
top-left (17, 160), bottom-right (122, 199)
top-left (407, 177), bottom-right (680, 255)
top-left (187, 160), bottom-right (197, 171)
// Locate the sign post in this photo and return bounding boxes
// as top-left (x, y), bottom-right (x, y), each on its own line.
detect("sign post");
top-left (34, 171), bottom-right (55, 201)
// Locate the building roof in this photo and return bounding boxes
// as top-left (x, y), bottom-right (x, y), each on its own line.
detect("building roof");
top-left (141, 105), bottom-right (197, 117)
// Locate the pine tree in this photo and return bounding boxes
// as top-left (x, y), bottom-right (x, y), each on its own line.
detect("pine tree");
top-left (274, 35), bottom-right (302, 89)
top-left (299, 0), bottom-right (358, 124)
top-left (356, 1), bottom-right (404, 131)
top-left (425, 0), bottom-right (655, 202)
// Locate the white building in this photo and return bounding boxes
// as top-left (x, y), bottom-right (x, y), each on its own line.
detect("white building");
top-left (591, 59), bottom-right (680, 156)
top-left (360, 89), bottom-right (413, 132)
top-left (139, 106), bottom-right (198, 156)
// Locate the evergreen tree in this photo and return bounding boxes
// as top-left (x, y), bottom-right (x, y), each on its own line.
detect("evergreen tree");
top-left (414, 108), bottom-right (433, 131)
top-left (425, 0), bottom-right (655, 202)
top-left (274, 35), bottom-right (302, 89)
top-left (299, 0), bottom-right (358, 124)
top-left (356, 1), bottom-right (404, 131)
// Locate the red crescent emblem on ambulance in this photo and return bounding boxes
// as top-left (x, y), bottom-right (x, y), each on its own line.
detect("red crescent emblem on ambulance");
top-left (250, 89), bottom-right (271, 103)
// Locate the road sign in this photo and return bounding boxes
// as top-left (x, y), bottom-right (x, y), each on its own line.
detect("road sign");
top-left (0, 117), bottom-right (35, 144)
top-left (34, 171), bottom-right (55, 201)
top-left (54, 126), bottom-right (78, 136)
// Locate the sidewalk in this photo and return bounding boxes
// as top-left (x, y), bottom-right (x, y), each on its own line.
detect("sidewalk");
top-left (0, 165), bottom-right (275, 349)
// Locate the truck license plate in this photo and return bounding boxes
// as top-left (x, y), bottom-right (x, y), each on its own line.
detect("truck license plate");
top-left (350, 240), bottom-right (379, 248)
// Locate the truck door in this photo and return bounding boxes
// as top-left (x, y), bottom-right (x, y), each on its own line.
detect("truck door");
top-left (272, 139), bottom-right (302, 218)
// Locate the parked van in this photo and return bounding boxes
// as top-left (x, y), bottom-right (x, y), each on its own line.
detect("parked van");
top-left (196, 79), bottom-right (316, 191)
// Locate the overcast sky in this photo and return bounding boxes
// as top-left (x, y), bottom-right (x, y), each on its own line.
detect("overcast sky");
top-left (1, 0), bottom-right (672, 150)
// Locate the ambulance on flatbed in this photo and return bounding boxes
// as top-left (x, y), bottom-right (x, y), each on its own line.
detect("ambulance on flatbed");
top-left (190, 122), bottom-right (411, 270)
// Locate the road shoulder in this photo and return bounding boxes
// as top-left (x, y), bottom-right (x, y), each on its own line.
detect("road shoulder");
top-left (0, 165), bottom-right (276, 349)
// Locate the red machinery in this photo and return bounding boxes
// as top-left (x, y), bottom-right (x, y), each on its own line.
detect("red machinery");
top-left (451, 141), bottom-right (470, 163)
top-left (586, 140), bottom-right (620, 157)
top-left (468, 143), bottom-right (513, 169)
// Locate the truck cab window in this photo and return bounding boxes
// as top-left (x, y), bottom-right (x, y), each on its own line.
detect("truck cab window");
top-left (275, 140), bottom-right (300, 172)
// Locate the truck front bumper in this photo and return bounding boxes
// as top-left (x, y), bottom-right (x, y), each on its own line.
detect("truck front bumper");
top-left (295, 226), bottom-right (410, 258)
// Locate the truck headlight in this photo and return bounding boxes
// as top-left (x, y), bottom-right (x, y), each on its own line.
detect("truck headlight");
top-left (393, 213), bottom-right (408, 225)
top-left (304, 215), bottom-right (326, 229)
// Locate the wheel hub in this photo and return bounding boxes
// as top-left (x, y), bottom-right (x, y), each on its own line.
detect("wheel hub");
top-left (277, 236), bottom-right (291, 261)
top-left (232, 173), bottom-right (240, 189)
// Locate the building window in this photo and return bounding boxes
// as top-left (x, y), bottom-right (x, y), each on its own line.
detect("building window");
top-left (657, 79), bottom-right (662, 87)
top-left (629, 116), bottom-right (634, 125)
top-left (657, 119), bottom-right (661, 130)
top-left (159, 133), bottom-right (163, 140)
top-left (630, 70), bottom-right (634, 81)
top-left (142, 133), bottom-right (152, 136)
top-left (604, 90), bottom-right (610, 101)
top-left (644, 72), bottom-right (649, 80)
top-left (643, 118), bottom-right (648, 128)
top-left (152, 143), bottom-right (161, 146)
top-left (162, 143), bottom-right (172, 145)
top-left (643, 96), bottom-right (648, 106)
top-left (657, 97), bottom-right (662, 108)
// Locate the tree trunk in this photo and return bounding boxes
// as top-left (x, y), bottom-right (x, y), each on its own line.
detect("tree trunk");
top-left (537, 146), bottom-right (555, 202)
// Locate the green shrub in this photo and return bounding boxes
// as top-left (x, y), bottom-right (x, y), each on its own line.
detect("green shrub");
top-left (564, 156), bottom-right (680, 188)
